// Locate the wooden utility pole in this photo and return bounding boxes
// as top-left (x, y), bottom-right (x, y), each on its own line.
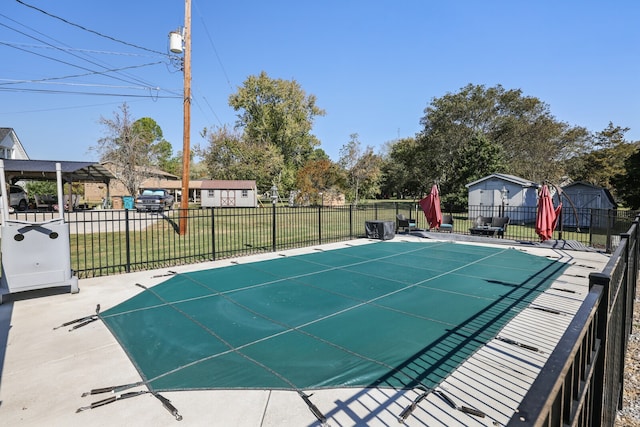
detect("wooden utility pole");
top-left (179, 0), bottom-right (191, 235)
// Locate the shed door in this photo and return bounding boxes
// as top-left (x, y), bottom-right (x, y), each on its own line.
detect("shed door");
top-left (221, 190), bottom-right (236, 207)
top-left (478, 189), bottom-right (501, 216)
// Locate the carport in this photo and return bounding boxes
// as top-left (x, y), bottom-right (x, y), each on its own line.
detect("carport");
top-left (1, 159), bottom-right (115, 210)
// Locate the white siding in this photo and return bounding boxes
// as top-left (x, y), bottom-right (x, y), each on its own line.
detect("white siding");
top-left (201, 187), bottom-right (257, 208)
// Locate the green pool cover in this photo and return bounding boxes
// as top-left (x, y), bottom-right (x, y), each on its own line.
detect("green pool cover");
top-left (100, 241), bottom-right (568, 392)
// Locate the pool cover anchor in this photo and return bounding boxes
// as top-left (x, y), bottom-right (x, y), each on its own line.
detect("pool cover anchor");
top-left (151, 270), bottom-right (177, 278)
top-left (496, 336), bottom-right (541, 353)
top-left (398, 387), bottom-right (431, 423)
top-left (153, 392), bottom-right (183, 421)
top-left (76, 390), bottom-right (147, 413)
top-left (81, 381), bottom-right (145, 397)
top-left (298, 391), bottom-right (329, 426)
top-left (53, 304), bottom-right (100, 331)
top-left (398, 386), bottom-right (486, 423)
top-left (76, 388), bottom-right (182, 421)
top-left (433, 389), bottom-right (486, 418)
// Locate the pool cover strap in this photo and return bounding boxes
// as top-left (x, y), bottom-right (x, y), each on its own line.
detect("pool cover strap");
top-left (53, 304), bottom-right (100, 332)
top-left (77, 388), bottom-right (183, 421)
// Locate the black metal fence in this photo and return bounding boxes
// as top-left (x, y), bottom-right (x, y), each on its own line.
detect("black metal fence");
top-left (506, 216), bottom-right (639, 426)
top-left (7, 202), bottom-right (638, 279)
top-left (399, 204), bottom-right (636, 251)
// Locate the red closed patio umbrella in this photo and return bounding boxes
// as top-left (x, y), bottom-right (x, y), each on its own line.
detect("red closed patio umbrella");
top-left (419, 184), bottom-right (443, 230)
top-left (535, 184), bottom-right (562, 241)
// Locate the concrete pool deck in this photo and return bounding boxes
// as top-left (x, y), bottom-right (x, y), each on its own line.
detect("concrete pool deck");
top-left (0, 235), bottom-right (610, 426)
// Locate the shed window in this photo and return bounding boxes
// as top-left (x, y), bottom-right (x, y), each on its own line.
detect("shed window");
top-left (208, 190), bottom-right (215, 197)
top-left (241, 190), bottom-right (248, 198)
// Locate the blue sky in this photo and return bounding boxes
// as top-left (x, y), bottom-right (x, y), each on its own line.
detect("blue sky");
top-left (1, 1), bottom-right (638, 163)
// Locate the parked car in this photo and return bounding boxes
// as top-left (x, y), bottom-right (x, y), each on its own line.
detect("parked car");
top-left (2, 185), bottom-right (29, 211)
top-left (135, 189), bottom-right (174, 212)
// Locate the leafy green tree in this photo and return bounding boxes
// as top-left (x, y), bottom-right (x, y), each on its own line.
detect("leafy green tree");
top-left (132, 117), bottom-right (181, 174)
top-left (612, 147), bottom-right (640, 208)
top-left (228, 71), bottom-right (325, 188)
top-left (199, 125), bottom-right (284, 192)
top-left (379, 137), bottom-right (425, 199)
top-left (308, 148), bottom-right (330, 162)
top-left (445, 133), bottom-right (506, 208)
top-left (154, 140), bottom-right (180, 175)
top-left (355, 149), bottom-right (383, 201)
top-left (93, 104), bottom-right (171, 196)
top-left (566, 123), bottom-right (636, 193)
top-left (25, 181), bottom-right (57, 197)
top-left (338, 134), bottom-right (381, 204)
top-left (415, 84), bottom-right (588, 205)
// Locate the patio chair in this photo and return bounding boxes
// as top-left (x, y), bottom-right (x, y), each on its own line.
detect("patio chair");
top-left (491, 217), bottom-right (510, 238)
top-left (396, 214), bottom-right (417, 233)
top-left (475, 215), bottom-right (493, 228)
top-left (439, 215), bottom-right (454, 232)
top-left (34, 194), bottom-right (54, 211)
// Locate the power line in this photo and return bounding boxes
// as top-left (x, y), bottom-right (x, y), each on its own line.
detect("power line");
top-left (201, 95), bottom-right (224, 127)
top-left (0, 62), bottom-right (164, 86)
top-left (193, 0), bottom-right (233, 90)
top-left (2, 80), bottom-right (159, 91)
top-left (0, 86), bottom-right (180, 98)
top-left (15, 0), bottom-right (165, 55)
top-left (0, 40), bottom-right (162, 57)
top-left (1, 12), bottom-right (178, 98)
top-left (0, 99), bottom-right (147, 115)
top-left (0, 24), bottom-right (163, 90)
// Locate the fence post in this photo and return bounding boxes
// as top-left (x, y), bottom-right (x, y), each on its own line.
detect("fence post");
top-left (318, 205), bottom-right (322, 244)
top-left (349, 204), bottom-right (353, 238)
top-left (633, 215), bottom-right (640, 286)
top-left (589, 270), bottom-right (611, 425)
top-left (211, 207), bottom-right (216, 261)
top-left (124, 209), bottom-right (131, 273)
top-left (589, 208), bottom-right (593, 248)
top-left (619, 232), bottom-right (631, 409)
top-left (606, 209), bottom-right (612, 253)
top-left (272, 202), bottom-right (276, 252)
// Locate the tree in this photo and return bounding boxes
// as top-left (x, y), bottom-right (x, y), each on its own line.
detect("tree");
top-left (338, 134), bottom-right (382, 204)
top-left (612, 147), bottom-right (640, 208)
top-left (379, 137), bottom-right (428, 200)
top-left (228, 71), bottom-right (325, 189)
top-left (565, 123), bottom-right (636, 193)
top-left (93, 104), bottom-right (169, 196)
top-left (131, 117), bottom-right (179, 173)
top-left (154, 140), bottom-right (180, 175)
top-left (199, 125), bottom-right (284, 192)
top-left (26, 180), bottom-right (57, 197)
top-left (295, 159), bottom-right (345, 205)
top-left (446, 133), bottom-right (506, 208)
top-left (415, 84), bottom-right (588, 207)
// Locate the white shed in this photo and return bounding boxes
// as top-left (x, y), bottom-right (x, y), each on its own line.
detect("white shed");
top-left (466, 174), bottom-right (540, 223)
top-left (200, 180), bottom-right (258, 208)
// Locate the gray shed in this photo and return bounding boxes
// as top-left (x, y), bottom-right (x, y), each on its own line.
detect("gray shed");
top-left (466, 174), bottom-right (540, 223)
top-left (560, 182), bottom-right (617, 229)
